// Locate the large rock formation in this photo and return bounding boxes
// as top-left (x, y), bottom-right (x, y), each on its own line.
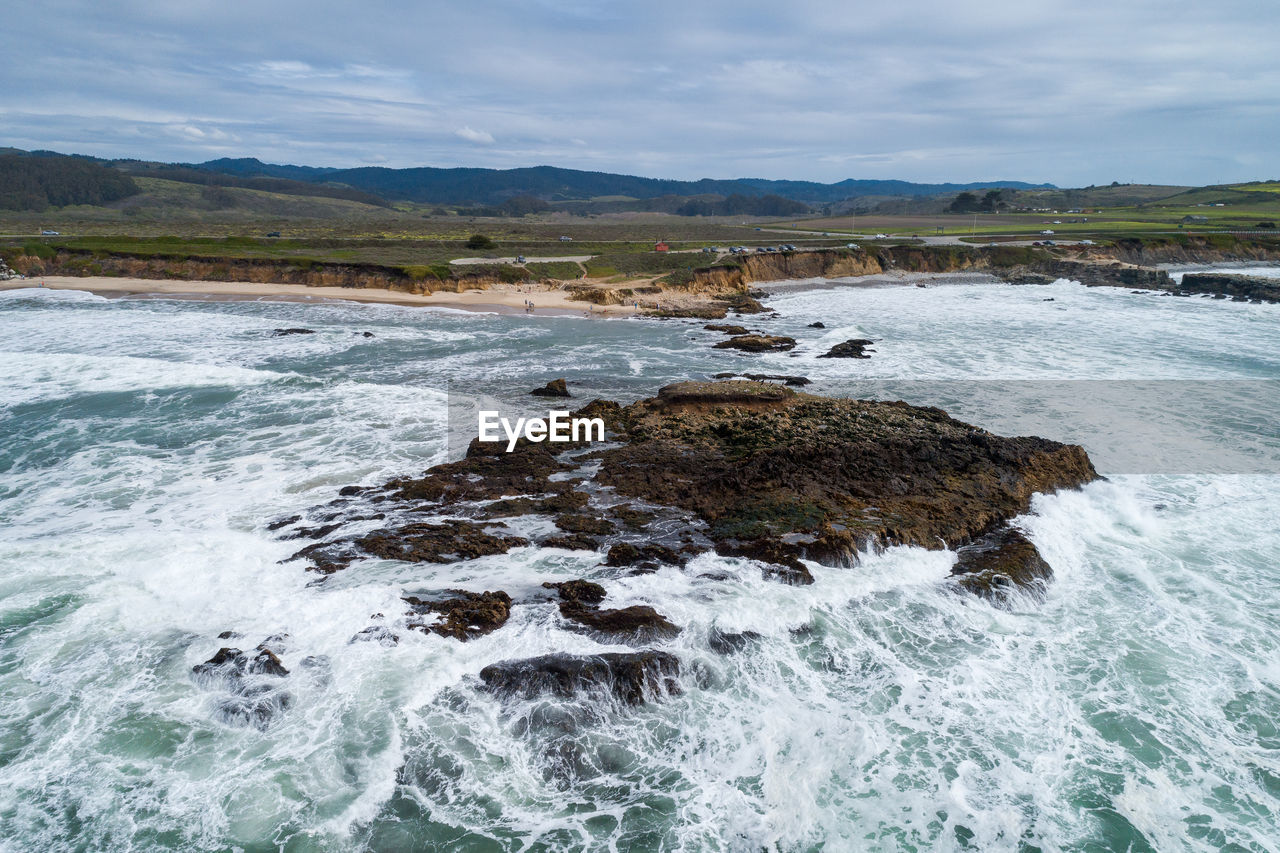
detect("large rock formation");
top-left (271, 379), bottom-right (1099, 708)
top-left (1177, 273), bottom-right (1280, 303)
top-left (280, 380), bottom-right (1096, 590)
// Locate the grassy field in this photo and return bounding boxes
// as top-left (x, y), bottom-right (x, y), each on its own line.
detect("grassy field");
top-left (5, 176), bottom-right (1278, 279)
top-left (781, 190), bottom-right (1280, 238)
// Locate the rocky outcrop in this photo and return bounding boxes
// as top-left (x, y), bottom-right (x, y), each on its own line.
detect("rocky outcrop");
top-left (272, 328), bottom-right (315, 336)
top-left (594, 381), bottom-right (1097, 569)
top-left (713, 372), bottom-right (811, 386)
top-left (817, 339), bottom-right (875, 359)
top-left (1002, 259), bottom-right (1174, 290)
top-left (1178, 273), bottom-right (1280, 303)
top-left (542, 579), bottom-right (608, 605)
top-left (403, 590), bottom-right (512, 641)
top-left (704, 324), bottom-right (750, 335)
top-left (531, 378), bottom-right (572, 397)
top-left (281, 381), bottom-right (1096, 622)
top-left (543, 579), bottom-right (680, 643)
top-left (713, 334), bottom-right (797, 353)
top-left (479, 651), bottom-right (681, 705)
top-left (948, 527), bottom-right (1053, 603)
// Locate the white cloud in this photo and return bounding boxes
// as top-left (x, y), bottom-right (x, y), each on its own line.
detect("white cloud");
top-left (1, 0), bottom-right (1277, 184)
top-left (455, 126), bottom-right (495, 145)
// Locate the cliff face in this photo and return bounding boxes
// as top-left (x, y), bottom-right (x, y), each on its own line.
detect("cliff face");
top-left (7, 251), bottom-right (502, 294)
top-left (1096, 236), bottom-right (1280, 266)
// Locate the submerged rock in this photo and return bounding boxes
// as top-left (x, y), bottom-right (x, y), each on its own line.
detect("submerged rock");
top-left (807, 322), bottom-right (826, 328)
top-left (349, 625), bottom-right (399, 646)
top-left (949, 527), bottom-right (1053, 603)
top-left (191, 642), bottom-right (292, 729)
top-left (531, 378), bottom-right (572, 397)
top-left (713, 334), bottom-right (797, 353)
top-left (271, 328), bottom-right (315, 336)
top-left (817, 339), bottom-right (875, 359)
top-left (192, 645), bottom-right (289, 681)
top-left (478, 651), bottom-right (681, 705)
top-left (708, 627), bottom-right (763, 655)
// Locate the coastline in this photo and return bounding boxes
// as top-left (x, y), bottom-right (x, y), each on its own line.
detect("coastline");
top-left (0, 276), bottom-right (639, 316)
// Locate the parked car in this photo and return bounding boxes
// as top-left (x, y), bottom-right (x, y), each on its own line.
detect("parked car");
top-left (874, 233), bottom-right (888, 239)
top-left (265, 231), bottom-right (281, 238)
top-left (846, 243), bottom-right (859, 249)
top-left (559, 236), bottom-right (572, 242)
top-left (516, 255), bottom-right (526, 263)
top-left (41, 230), bottom-right (59, 236)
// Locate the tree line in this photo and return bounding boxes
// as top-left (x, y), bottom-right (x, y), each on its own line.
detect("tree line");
top-left (0, 154), bottom-right (140, 210)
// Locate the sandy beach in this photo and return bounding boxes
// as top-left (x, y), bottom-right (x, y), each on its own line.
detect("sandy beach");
top-left (0, 276), bottom-right (639, 316)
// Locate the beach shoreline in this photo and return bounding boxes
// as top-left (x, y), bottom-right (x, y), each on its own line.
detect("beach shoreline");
top-left (0, 276), bottom-right (639, 317)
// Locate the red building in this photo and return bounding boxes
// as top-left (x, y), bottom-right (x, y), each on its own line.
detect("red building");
top-left (654, 241), bottom-right (670, 252)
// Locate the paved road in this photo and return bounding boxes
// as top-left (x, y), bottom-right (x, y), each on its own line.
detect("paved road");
top-left (451, 255), bottom-right (592, 265)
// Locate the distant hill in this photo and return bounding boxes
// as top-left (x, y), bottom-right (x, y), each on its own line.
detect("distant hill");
top-left (0, 148), bottom-right (1058, 212)
top-left (0, 151), bottom-right (139, 210)
top-left (188, 159), bottom-right (1054, 206)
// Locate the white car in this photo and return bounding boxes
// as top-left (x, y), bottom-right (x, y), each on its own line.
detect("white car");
top-left (41, 230), bottom-right (59, 236)
top-left (1040, 230), bottom-right (1055, 235)
top-left (874, 233), bottom-right (888, 239)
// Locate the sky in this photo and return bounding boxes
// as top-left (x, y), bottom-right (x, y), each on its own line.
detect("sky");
top-left (2, 0), bottom-right (1277, 187)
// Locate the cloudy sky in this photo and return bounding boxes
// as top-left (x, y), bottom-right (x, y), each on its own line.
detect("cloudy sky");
top-left (3, 0), bottom-right (1276, 186)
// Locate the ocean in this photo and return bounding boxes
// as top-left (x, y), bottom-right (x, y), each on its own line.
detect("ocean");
top-left (1, 274), bottom-right (1278, 851)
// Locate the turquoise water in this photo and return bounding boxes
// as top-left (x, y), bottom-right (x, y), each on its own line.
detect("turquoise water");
top-left (1, 277), bottom-right (1278, 851)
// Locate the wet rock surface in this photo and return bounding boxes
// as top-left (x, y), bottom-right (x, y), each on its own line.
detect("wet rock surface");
top-left (704, 323), bottom-right (750, 335)
top-left (558, 603), bottom-right (681, 642)
top-left (948, 527), bottom-right (1054, 604)
top-left (817, 339), bottom-right (875, 359)
top-left (1178, 273), bottom-right (1280, 303)
top-left (191, 641), bottom-right (293, 729)
top-left (543, 577), bottom-right (681, 642)
top-left (403, 590), bottom-right (512, 641)
top-left (271, 328), bottom-right (315, 336)
top-left (713, 372), bottom-right (811, 386)
top-left (531, 378), bottom-right (572, 397)
top-left (713, 334), bottom-right (797, 353)
top-left (479, 652), bottom-right (681, 705)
